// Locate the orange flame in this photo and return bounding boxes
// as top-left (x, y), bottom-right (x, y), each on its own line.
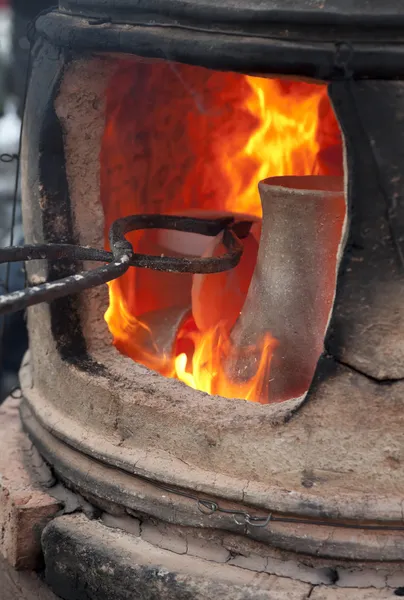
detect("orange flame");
top-left (174, 326), bottom-right (279, 402)
top-left (101, 60), bottom-right (342, 403)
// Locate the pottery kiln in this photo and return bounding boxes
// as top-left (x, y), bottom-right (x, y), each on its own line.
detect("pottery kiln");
top-left (0, 1), bottom-right (403, 597)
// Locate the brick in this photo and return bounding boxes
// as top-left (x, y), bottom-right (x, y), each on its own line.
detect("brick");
top-left (0, 398), bottom-right (60, 569)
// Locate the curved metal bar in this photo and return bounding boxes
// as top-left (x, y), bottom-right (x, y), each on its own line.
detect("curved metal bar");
top-left (0, 214), bottom-right (246, 316)
top-left (110, 214), bottom-right (245, 273)
top-left (110, 214), bottom-right (235, 241)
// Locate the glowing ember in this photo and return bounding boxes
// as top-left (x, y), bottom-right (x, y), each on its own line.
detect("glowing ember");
top-left (101, 60), bottom-right (343, 403)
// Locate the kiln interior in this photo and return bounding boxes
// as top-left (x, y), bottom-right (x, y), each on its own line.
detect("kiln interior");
top-left (98, 57), bottom-right (345, 404)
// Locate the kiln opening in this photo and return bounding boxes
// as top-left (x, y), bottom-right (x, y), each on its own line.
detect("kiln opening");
top-left (99, 57), bottom-right (345, 403)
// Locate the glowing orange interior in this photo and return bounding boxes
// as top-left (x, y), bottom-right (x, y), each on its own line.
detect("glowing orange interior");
top-left (101, 58), bottom-right (343, 404)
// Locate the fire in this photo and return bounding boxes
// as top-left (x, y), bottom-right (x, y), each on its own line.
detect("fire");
top-left (101, 60), bottom-right (342, 403)
top-left (173, 326), bottom-right (279, 402)
top-left (221, 77), bottom-right (338, 217)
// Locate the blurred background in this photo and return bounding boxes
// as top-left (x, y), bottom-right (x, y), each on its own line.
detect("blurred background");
top-left (0, 0), bottom-right (53, 401)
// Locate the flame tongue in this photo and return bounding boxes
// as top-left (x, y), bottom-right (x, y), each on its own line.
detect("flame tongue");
top-left (174, 325), bottom-right (278, 402)
top-left (103, 63), bottom-right (342, 403)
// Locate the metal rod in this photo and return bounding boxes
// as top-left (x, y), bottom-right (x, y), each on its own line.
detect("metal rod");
top-left (0, 214), bottom-right (246, 316)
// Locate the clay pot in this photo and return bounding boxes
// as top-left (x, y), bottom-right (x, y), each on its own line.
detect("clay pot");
top-left (227, 176), bottom-right (346, 403)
